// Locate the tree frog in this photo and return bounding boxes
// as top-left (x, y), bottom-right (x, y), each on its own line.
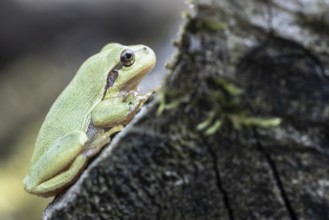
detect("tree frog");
top-left (23, 43), bottom-right (156, 197)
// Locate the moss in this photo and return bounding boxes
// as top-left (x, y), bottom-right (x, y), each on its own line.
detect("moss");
top-left (196, 18), bottom-right (226, 31)
top-left (157, 76), bottom-right (281, 136)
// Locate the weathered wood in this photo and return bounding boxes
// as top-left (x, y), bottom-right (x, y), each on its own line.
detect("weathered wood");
top-left (44, 0), bottom-right (329, 219)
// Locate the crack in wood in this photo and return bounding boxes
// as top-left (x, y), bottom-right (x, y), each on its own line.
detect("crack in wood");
top-left (206, 142), bottom-right (235, 220)
top-left (252, 128), bottom-right (298, 220)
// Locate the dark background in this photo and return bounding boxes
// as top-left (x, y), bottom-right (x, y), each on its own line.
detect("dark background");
top-left (0, 0), bottom-right (186, 219)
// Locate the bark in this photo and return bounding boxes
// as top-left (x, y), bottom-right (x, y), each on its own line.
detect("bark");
top-left (44, 0), bottom-right (329, 219)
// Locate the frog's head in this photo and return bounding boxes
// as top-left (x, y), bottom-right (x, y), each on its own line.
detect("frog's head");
top-left (102, 44), bottom-right (156, 93)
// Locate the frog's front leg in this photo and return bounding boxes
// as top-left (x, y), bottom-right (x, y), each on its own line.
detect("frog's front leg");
top-left (91, 93), bottom-right (150, 127)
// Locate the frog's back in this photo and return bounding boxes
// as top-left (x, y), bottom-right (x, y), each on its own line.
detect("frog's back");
top-left (31, 45), bottom-right (122, 163)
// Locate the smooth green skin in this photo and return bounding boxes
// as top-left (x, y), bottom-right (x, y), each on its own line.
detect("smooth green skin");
top-left (23, 43), bottom-right (156, 197)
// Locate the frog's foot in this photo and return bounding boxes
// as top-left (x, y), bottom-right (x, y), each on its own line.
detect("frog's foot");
top-left (124, 91), bottom-right (152, 108)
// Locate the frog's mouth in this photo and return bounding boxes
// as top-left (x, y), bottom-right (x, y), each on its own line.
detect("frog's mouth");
top-left (104, 63), bottom-right (152, 93)
top-left (120, 63), bottom-right (154, 92)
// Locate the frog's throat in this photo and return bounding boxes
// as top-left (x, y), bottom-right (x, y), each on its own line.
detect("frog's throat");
top-left (119, 65), bottom-right (153, 92)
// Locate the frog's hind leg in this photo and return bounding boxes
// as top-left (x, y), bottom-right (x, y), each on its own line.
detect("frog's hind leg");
top-left (23, 131), bottom-right (89, 197)
top-left (24, 126), bottom-right (123, 197)
top-left (26, 154), bottom-right (89, 197)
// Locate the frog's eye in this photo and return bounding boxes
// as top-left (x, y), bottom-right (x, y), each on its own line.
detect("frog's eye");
top-left (120, 49), bottom-right (135, 67)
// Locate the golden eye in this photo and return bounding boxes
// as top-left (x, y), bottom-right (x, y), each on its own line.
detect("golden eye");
top-left (120, 49), bottom-right (135, 67)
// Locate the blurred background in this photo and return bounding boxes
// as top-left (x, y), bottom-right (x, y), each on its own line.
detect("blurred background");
top-left (0, 0), bottom-right (187, 219)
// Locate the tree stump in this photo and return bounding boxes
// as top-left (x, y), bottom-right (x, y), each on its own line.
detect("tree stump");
top-left (44, 0), bottom-right (329, 219)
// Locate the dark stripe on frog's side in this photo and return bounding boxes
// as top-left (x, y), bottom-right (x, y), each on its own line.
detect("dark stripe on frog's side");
top-left (86, 62), bottom-right (124, 140)
top-left (103, 62), bottom-right (123, 96)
